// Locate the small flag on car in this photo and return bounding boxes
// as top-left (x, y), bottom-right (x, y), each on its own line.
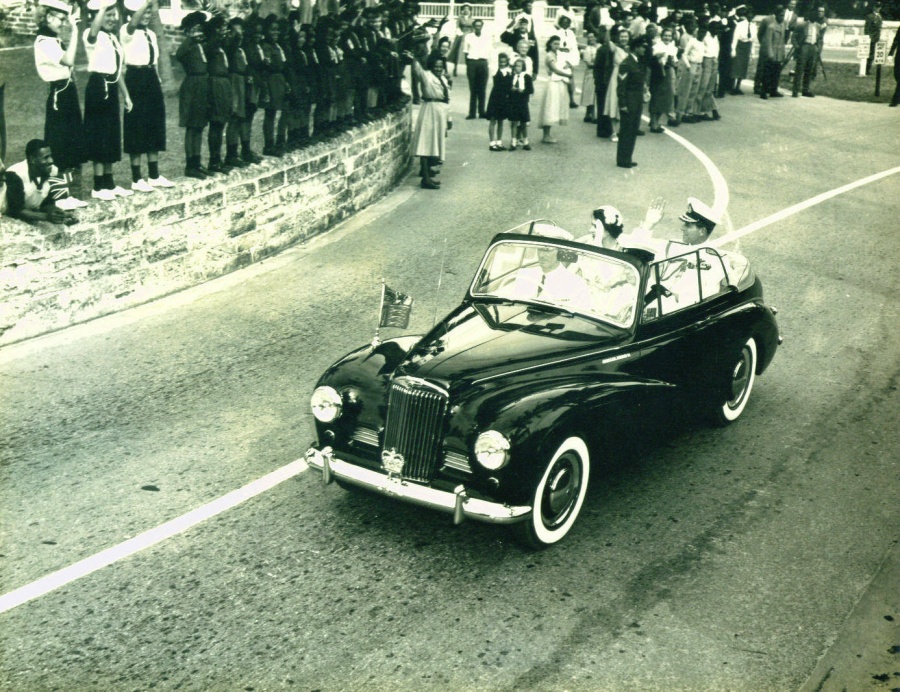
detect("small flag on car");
top-left (379, 283), bottom-right (413, 329)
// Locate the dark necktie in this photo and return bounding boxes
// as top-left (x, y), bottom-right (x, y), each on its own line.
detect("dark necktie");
top-left (144, 29), bottom-right (155, 65)
top-left (536, 274), bottom-right (545, 296)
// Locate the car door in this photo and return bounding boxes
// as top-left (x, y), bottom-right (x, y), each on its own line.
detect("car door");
top-left (628, 248), bottom-right (732, 394)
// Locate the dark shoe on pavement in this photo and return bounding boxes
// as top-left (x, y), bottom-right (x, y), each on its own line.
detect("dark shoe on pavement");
top-left (761, 93), bottom-right (769, 100)
top-left (420, 179), bottom-right (441, 189)
top-left (184, 167), bottom-right (207, 180)
top-left (465, 114), bottom-right (476, 120)
top-left (712, 110), bottom-right (721, 120)
top-left (636, 129), bottom-right (646, 135)
top-left (802, 91), bottom-right (815, 97)
top-left (617, 162), bottom-right (638, 168)
top-left (771, 91), bottom-right (784, 97)
top-left (650, 126), bottom-right (664, 133)
top-left (522, 143), bottom-right (532, 150)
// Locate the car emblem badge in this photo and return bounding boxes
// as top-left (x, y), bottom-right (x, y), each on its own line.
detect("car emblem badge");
top-left (381, 448), bottom-right (405, 476)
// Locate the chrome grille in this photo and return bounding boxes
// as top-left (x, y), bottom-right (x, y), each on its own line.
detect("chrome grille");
top-left (442, 451), bottom-right (473, 475)
top-left (350, 426), bottom-right (380, 448)
top-left (382, 377), bottom-right (448, 482)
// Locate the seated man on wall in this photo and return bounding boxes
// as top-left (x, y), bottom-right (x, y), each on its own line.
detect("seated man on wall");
top-left (3, 139), bottom-right (78, 226)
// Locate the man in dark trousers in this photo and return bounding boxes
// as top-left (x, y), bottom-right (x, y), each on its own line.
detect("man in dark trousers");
top-left (616, 36), bottom-right (648, 169)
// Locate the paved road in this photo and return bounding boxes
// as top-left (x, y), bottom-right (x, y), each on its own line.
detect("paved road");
top-left (1, 77), bottom-right (898, 690)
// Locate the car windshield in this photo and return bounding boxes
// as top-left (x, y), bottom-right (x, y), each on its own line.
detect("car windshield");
top-left (471, 240), bottom-right (640, 328)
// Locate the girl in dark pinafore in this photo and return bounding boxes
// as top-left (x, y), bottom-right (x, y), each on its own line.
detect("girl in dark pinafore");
top-left (176, 11), bottom-right (210, 178)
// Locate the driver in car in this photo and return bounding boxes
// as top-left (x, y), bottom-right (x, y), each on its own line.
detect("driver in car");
top-left (504, 229), bottom-right (593, 312)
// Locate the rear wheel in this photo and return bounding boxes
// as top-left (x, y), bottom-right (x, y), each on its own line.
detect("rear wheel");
top-left (513, 436), bottom-right (590, 548)
top-left (711, 337), bottom-right (757, 425)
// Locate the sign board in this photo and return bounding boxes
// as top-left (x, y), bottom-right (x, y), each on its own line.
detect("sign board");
top-left (873, 40), bottom-right (887, 65)
top-left (856, 35), bottom-right (871, 60)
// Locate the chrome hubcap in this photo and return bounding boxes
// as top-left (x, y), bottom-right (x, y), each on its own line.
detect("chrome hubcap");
top-left (542, 453), bottom-right (582, 528)
top-left (727, 347), bottom-right (752, 409)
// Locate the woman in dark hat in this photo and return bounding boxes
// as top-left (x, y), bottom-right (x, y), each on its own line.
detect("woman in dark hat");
top-left (204, 14), bottom-right (234, 173)
top-left (34, 0), bottom-right (88, 204)
top-left (261, 14), bottom-right (289, 155)
top-left (176, 10), bottom-right (210, 178)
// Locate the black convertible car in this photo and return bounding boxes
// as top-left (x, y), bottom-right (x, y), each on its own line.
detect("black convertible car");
top-left (306, 222), bottom-right (782, 547)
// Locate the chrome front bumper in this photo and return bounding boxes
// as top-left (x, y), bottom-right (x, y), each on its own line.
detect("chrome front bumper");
top-left (305, 446), bottom-right (531, 526)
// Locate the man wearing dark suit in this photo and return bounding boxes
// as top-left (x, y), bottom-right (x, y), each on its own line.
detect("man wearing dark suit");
top-left (509, 1), bottom-right (540, 75)
top-left (616, 36), bottom-right (648, 169)
top-left (594, 28), bottom-right (616, 138)
top-left (758, 5), bottom-right (787, 99)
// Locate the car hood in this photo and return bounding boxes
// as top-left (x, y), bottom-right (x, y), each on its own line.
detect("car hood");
top-left (396, 302), bottom-right (628, 389)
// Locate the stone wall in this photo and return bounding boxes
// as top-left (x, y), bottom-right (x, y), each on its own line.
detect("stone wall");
top-left (0, 108), bottom-right (412, 346)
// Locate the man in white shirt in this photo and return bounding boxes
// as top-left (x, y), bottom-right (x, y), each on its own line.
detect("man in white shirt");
top-left (3, 140), bottom-right (77, 225)
top-left (464, 19), bottom-right (492, 118)
top-left (506, 244), bottom-right (593, 313)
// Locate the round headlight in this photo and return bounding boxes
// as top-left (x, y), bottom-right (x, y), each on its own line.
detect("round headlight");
top-left (474, 430), bottom-right (511, 471)
top-left (311, 386), bottom-right (343, 423)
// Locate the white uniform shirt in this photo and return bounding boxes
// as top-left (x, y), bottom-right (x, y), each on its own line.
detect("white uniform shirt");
top-left (83, 28), bottom-right (123, 75)
top-left (6, 160), bottom-right (54, 211)
top-left (120, 25), bottom-right (159, 66)
top-left (463, 31), bottom-right (492, 60)
top-left (34, 35), bottom-right (71, 82)
top-left (702, 34), bottom-right (720, 59)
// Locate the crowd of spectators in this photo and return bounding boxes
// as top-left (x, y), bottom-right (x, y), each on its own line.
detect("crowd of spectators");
top-left (1, 0), bottom-right (433, 221)
top-left (3, 0), bottom-right (894, 222)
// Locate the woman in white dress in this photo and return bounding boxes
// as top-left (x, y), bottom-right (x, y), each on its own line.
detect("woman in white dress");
top-left (408, 53), bottom-right (451, 190)
top-left (602, 26), bottom-right (629, 142)
top-left (536, 36), bottom-right (572, 144)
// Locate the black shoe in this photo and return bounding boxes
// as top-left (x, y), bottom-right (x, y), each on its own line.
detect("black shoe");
top-left (420, 179), bottom-right (440, 189)
top-left (730, 89), bottom-right (744, 95)
top-left (668, 116), bottom-right (680, 127)
top-left (802, 91), bottom-right (815, 97)
top-left (184, 167), bottom-right (207, 179)
top-left (636, 130), bottom-right (646, 135)
top-left (242, 149), bottom-right (263, 164)
top-left (224, 156), bottom-right (248, 169)
top-left (465, 114), bottom-right (476, 120)
top-left (617, 162), bottom-right (638, 168)
top-left (522, 143), bottom-right (531, 150)
top-left (761, 93), bottom-right (769, 100)
top-left (650, 126), bottom-right (664, 133)
top-left (771, 91), bottom-right (784, 98)
top-left (712, 110), bottom-right (721, 120)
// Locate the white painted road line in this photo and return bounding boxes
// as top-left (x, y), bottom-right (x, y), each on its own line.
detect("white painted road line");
top-left (713, 166), bottom-right (900, 247)
top-left (0, 458), bottom-right (310, 615)
top-left (654, 116), bottom-right (731, 218)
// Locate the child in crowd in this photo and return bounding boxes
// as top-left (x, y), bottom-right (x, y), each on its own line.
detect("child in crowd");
top-left (514, 39), bottom-right (534, 77)
top-left (34, 0), bottom-right (88, 206)
top-left (507, 57), bottom-right (533, 150)
top-left (204, 14), bottom-right (234, 173)
top-left (580, 30), bottom-right (598, 123)
top-left (121, 0), bottom-right (173, 191)
top-left (486, 52), bottom-right (513, 151)
top-left (261, 14), bottom-right (289, 156)
top-left (176, 11), bottom-right (210, 178)
top-left (83, 0), bottom-right (131, 200)
top-left (224, 16), bottom-right (252, 167)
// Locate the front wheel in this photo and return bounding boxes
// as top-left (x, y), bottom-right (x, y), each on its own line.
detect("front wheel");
top-left (710, 337), bottom-right (757, 426)
top-left (513, 436), bottom-right (590, 549)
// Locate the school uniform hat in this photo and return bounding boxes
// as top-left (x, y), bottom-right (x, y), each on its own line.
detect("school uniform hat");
top-left (38, 0), bottom-right (72, 14)
top-left (679, 197), bottom-right (718, 232)
top-left (123, 0), bottom-right (149, 12)
top-left (180, 10), bottom-right (209, 32)
top-left (86, 0), bottom-right (115, 10)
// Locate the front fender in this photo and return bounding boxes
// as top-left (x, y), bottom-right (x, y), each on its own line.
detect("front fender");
top-left (450, 377), bottom-right (653, 502)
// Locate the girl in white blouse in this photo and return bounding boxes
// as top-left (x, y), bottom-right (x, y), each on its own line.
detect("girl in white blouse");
top-left (83, 0), bottom-right (132, 201)
top-left (120, 0), bottom-right (172, 192)
top-left (34, 0), bottom-right (87, 203)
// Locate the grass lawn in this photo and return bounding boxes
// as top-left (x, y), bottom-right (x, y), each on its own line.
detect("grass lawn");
top-left (749, 56), bottom-right (897, 103)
